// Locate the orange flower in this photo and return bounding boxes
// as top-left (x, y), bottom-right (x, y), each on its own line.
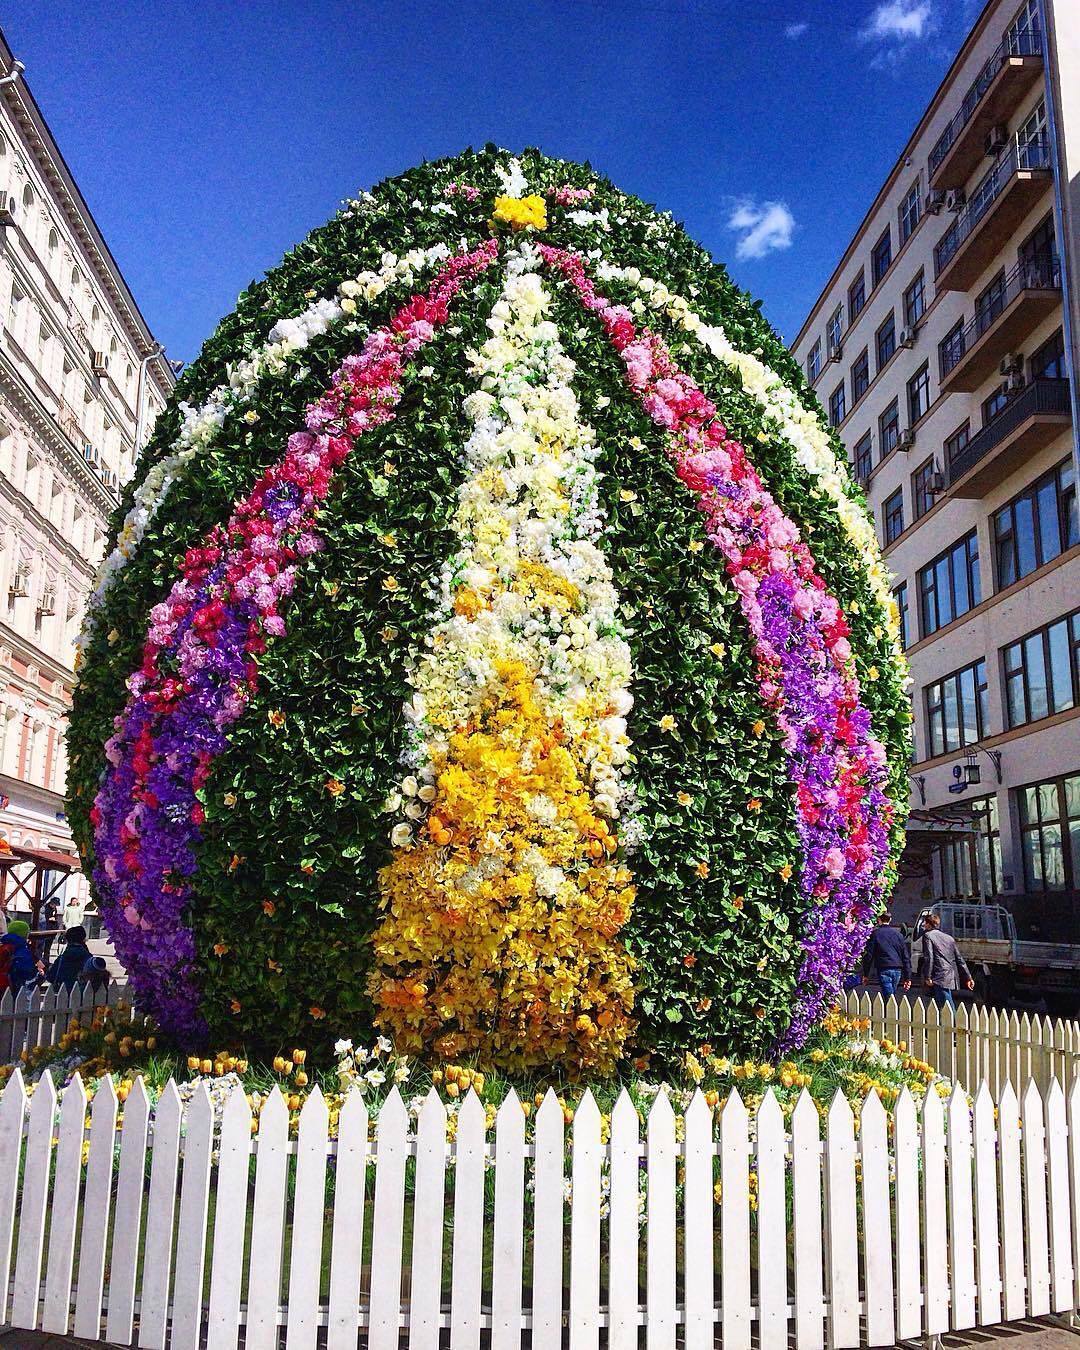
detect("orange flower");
top-left (213, 942), bottom-right (230, 957)
top-left (262, 899), bottom-right (276, 916)
top-left (682, 953), bottom-right (697, 968)
top-left (752, 719), bottom-right (766, 737)
top-left (230, 999), bottom-right (242, 1015)
top-left (778, 863), bottom-right (793, 882)
top-left (228, 853), bottom-right (243, 872)
top-left (268, 709), bottom-right (285, 729)
top-left (747, 798), bottom-right (762, 812)
top-left (325, 778), bottom-right (345, 798)
top-left (732, 894), bottom-right (745, 910)
top-left (309, 1005), bottom-right (327, 1020)
top-left (695, 860), bottom-right (710, 878)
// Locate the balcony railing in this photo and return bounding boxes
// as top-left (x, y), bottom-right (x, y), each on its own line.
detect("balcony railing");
top-left (947, 377), bottom-right (1070, 485)
top-left (928, 26), bottom-right (1043, 179)
top-left (934, 136), bottom-right (1052, 278)
top-left (938, 255), bottom-right (1061, 379)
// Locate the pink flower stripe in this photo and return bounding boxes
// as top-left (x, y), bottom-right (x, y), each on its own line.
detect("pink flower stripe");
top-left (540, 243), bottom-right (895, 1049)
top-left (90, 240), bottom-right (500, 1040)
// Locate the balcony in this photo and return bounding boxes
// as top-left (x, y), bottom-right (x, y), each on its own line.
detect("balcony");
top-left (933, 137), bottom-right (1053, 292)
top-left (946, 377), bottom-right (1071, 497)
top-left (928, 29), bottom-right (1044, 189)
top-left (938, 256), bottom-right (1061, 392)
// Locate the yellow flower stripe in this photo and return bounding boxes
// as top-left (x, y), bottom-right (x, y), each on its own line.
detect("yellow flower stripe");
top-left (371, 245), bottom-right (636, 1073)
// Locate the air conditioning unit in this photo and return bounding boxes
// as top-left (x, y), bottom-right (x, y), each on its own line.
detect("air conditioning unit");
top-left (927, 189), bottom-right (947, 215)
top-left (999, 353), bottom-right (1023, 376)
top-left (9, 567), bottom-right (30, 598)
top-left (930, 470), bottom-right (947, 494)
top-left (899, 326), bottom-right (917, 349)
top-left (1004, 369), bottom-right (1026, 394)
top-left (91, 351), bottom-right (109, 378)
top-left (37, 588), bottom-right (56, 617)
top-left (82, 443), bottom-right (99, 466)
top-left (827, 341), bottom-right (843, 363)
top-left (985, 124), bottom-right (1008, 156)
top-left (0, 194), bottom-right (15, 229)
top-left (945, 189), bottom-right (966, 212)
top-left (897, 428), bottom-right (916, 451)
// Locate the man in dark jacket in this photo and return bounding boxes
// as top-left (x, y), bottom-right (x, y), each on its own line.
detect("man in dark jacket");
top-left (46, 925), bottom-right (93, 990)
top-left (861, 911), bottom-right (911, 998)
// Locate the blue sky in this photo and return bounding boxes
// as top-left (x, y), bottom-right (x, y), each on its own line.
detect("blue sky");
top-left (6, 0), bottom-right (981, 361)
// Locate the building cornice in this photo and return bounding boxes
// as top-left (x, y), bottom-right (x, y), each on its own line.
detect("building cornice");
top-left (0, 29), bottom-right (175, 404)
top-left (0, 619), bottom-right (74, 690)
top-left (0, 349), bottom-right (119, 516)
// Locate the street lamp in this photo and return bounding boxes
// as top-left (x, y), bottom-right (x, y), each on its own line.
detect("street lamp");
top-left (962, 745), bottom-right (1003, 787)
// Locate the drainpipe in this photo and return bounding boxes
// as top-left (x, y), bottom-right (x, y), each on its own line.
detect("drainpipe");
top-left (133, 343), bottom-right (164, 452)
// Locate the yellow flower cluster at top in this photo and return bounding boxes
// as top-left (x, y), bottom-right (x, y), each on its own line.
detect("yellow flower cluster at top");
top-left (491, 194), bottom-right (547, 232)
top-left (371, 246), bottom-right (636, 1075)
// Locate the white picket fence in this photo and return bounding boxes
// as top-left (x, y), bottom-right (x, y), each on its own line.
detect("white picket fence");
top-left (840, 990), bottom-right (1080, 1095)
top-left (1, 1069), bottom-right (1079, 1349)
top-left (0, 979), bottom-right (131, 1066)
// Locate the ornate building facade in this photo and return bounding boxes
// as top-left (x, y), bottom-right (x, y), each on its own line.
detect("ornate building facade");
top-left (0, 29), bottom-right (173, 913)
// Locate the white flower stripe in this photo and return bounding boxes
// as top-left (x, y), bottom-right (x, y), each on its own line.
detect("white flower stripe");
top-left (386, 243), bottom-right (638, 857)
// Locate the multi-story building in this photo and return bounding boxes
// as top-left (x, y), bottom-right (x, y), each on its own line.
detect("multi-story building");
top-left (0, 30), bottom-right (173, 916)
top-left (792, 0), bottom-right (1080, 972)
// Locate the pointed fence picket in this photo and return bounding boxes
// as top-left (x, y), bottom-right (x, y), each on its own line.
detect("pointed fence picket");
top-left (0, 979), bottom-right (135, 1067)
top-left (0, 1062), bottom-right (1078, 1350)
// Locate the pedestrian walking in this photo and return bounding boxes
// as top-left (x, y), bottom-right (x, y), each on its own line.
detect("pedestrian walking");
top-left (919, 911), bottom-right (975, 1009)
top-left (861, 910), bottom-right (911, 997)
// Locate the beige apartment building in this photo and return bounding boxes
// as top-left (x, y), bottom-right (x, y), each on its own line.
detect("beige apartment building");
top-left (0, 30), bottom-right (173, 919)
top-left (792, 0), bottom-right (1080, 968)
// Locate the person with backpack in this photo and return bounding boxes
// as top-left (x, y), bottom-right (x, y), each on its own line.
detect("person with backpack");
top-left (45, 925), bottom-right (93, 990)
top-left (0, 919), bottom-right (39, 995)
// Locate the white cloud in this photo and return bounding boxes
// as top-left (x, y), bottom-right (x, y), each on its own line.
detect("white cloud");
top-left (784, 21), bottom-right (809, 38)
top-left (859, 0), bottom-right (936, 43)
top-left (726, 198), bottom-right (796, 261)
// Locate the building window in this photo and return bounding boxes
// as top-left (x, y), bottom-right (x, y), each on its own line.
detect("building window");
top-left (1006, 0), bottom-right (1041, 55)
top-left (1003, 608), bottom-right (1080, 728)
top-left (1030, 329), bottom-right (1066, 381)
top-left (925, 658), bottom-right (988, 758)
top-left (850, 349), bottom-right (870, 404)
top-left (918, 530), bottom-right (981, 636)
top-left (883, 488), bottom-right (904, 544)
top-left (7, 280), bottom-right (24, 327)
top-left (872, 227), bottom-right (892, 285)
top-left (982, 384), bottom-right (1010, 424)
top-left (806, 339), bottom-right (821, 384)
top-left (848, 270), bottom-right (866, 323)
top-left (913, 457), bottom-right (938, 518)
top-left (1018, 771), bottom-right (1080, 891)
top-left (993, 457), bottom-right (1078, 588)
top-left (1019, 213), bottom-right (1056, 281)
top-left (826, 306), bottom-right (843, 357)
top-left (939, 319), bottom-right (964, 378)
top-left (899, 180), bottom-right (921, 244)
top-left (853, 431), bottom-right (873, 483)
top-left (944, 421), bottom-right (970, 471)
top-left (878, 398), bottom-right (900, 458)
top-left (907, 362), bottom-right (931, 425)
top-left (974, 270), bottom-right (1007, 339)
top-left (1017, 100), bottom-right (1048, 168)
top-left (971, 794), bottom-right (1002, 897)
top-left (903, 271), bottom-right (925, 330)
top-left (876, 312), bottom-right (896, 371)
top-left (894, 581), bottom-right (911, 650)
top-left (829, 381), bottom-right (846, 427)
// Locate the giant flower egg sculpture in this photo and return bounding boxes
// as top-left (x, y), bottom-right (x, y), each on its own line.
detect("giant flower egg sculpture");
top-left (68, 149), bottom-right (911, 1070)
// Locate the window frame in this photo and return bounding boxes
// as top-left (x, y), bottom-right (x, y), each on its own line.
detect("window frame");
top-left (912, 456), bottom-right (937, 519)
top-left (993, 456), bottom-right (1078, 589)
top-left (878, 398), bottom-right (900, 459)
top-left (872, 226), bottom-right (893, 286)
top-left (876, 311), bottom-right (897, 371)
top-left (903, 270), bottom-right (925, 330)
top-left (924, 658), bottom-right (989, 759)
top-left (829, 380), bottom-right (847, 428)
top-left (848, 270), bottom-right (866, 323)
top-left (883, 487), bottom-right (905, 544)
top-left (850, 348), bottom-right (870, 404)
top-left (1003, 607), bottom-right (1080, 728)
top-left (918, 530), bottom-right (981, 637)
top-left (899, 180), bottom-right (922, 244)
top-left (907, 361), bottom-right (932, 425)
top-left (853, 431), bottom-right (873, 484)
top-left (1017, 771), bottom-right (1080, 892)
